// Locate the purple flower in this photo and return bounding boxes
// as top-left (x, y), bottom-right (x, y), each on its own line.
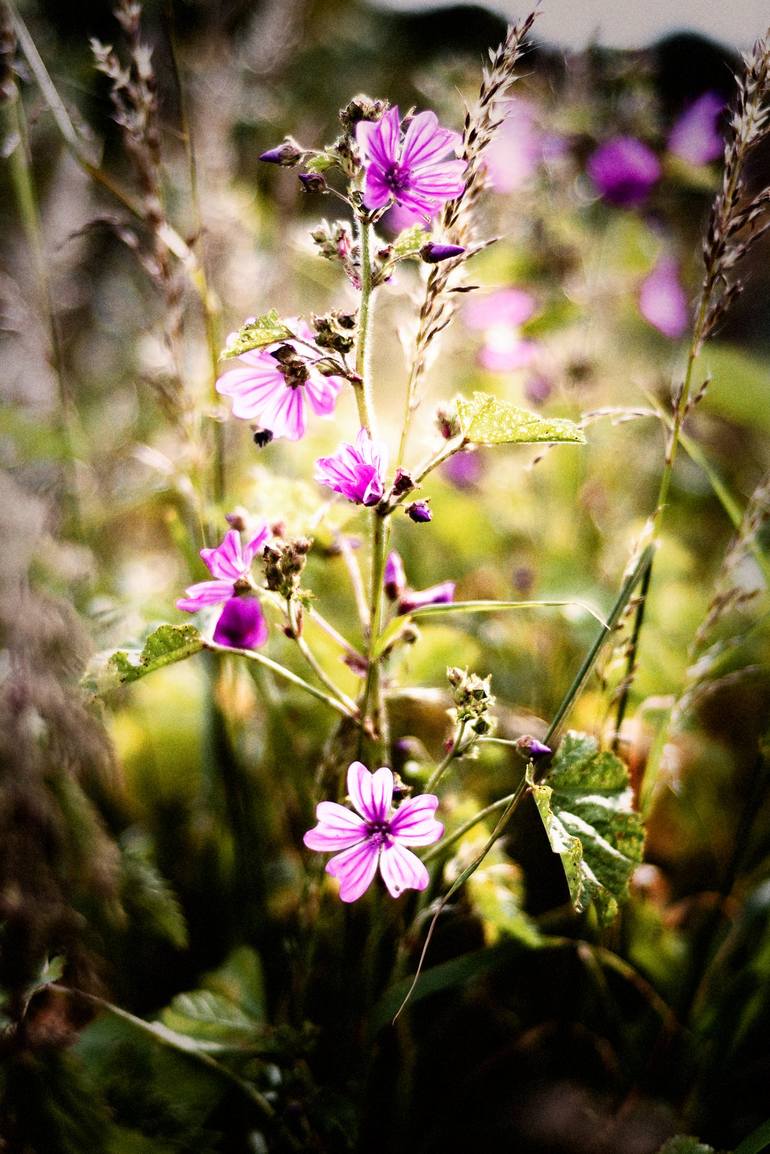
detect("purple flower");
top-left (668, 92), bottom-right (724, 166)
top-left (315, 428), bottom-right (387, 506)
top-left (587, 136), bottom-right (661, 207)
top-left (464, 288), bottom-right (538, 372)
top-left (213, 596), bottom-right (268, 649)
top-left (639, 256), bottom-right (689, 339)
top-left (216, 321), bottom-right (342, 442)
top-left (397, 581), bottom-right (455, 615)
top-left (356, 106), bottom-right (465, 218)
top-left (406, 500), bottom-right (432, 523)
top-left (483, 96), bottom-right (543, 193)
top-left (177, 527), bottom-right (269, 649)
top-left (441, 450), bottom-right (483, 490)
top-left (384, 550), bottom-right (407, 601)
top-left (303, 761), bottom-right (443, 902)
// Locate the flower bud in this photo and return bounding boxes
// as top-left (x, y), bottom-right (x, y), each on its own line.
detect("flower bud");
top-left (339, 95), bottom-right (388, 131)
top-left (259, 138), bottom-right (303, 166)
top-left (391, 469), bottom-right (415, 498)
top-left (298, 171), bottom-right (328, 193)
top-left (514, 735), bottom-right (552, 760)
top-left (406, 500), bottom-right (432, 523)
top-left (397, 581), bottom-right (455, 615)
top-left (384, 550), bottom-right (406, 601)
top-left (420, 242), bottom-right (466, 264)
top-left (435, 404), bottom-right (462, 440)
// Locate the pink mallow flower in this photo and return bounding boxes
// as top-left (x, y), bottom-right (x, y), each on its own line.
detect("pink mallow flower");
top-left (464, 287), bottom-right (538, 372)
top-left (177, 527), bottom-right (269, 648)
top-left (356, 106), bottom-right (466, 218)
top-left (668, 92), bottom-right (724, 166)
top-left (587, 136), bottom-right (661, 207)
top-left (315, 428), bottom-right (387, 506)
top-left (216, 321), bottom-right (342, 442)
top-left (638, 257), bottom-right (689, 340)
top-left (304, 761), bottom-right (443, 902)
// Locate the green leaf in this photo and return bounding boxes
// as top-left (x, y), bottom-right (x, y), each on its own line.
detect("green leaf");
top-left (656, 1138), bottom-right (715, 1154)
top-left (120, 834), bottom-right (188, 950)
top-left (82, 624), bottom-right (204, 695)
top-left (391, 223), bottom-right (429, 258)
top-left (457, 392), bottom-right (586, 446)
top-left (159, 946), bottom-right (266, 1048)
top-left (221, 310), bottom-right (294, 359)
top-left (528, 731), bottom-right (645, 925)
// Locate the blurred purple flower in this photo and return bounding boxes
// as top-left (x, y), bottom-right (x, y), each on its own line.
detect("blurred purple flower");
top-left (464, 288), bottom-right (538, 372)
top-left (484, 97), bottom-right (544, 193)
top-left (356, 106), bottom-right (465, 218)
top-left (441, 450), bottom-right (483, 490)
top-left (384, 550), bottom-right (407, 601)
top-left (177, 527), bottom-right (270, 649)
top-left (398, 581), bottom-right (455, 615)
top-left (668, 92), bottom-right (724, 166)
top-left (524, 374), bottom-right (553, 406)
top-left (212, 596), bottom-right (268, 649)
top-left (587, 136), bottom-right (661, 206)
top-left (303, 761), bottom-right (443, 902)
top-left (315, 428), bottom-right (387, 506)
top-left (216, 321), bottom-right (342, 441)
top-left (639, 256), bottom-right (689, 339)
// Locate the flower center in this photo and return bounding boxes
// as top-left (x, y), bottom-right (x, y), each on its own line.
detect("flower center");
top-left (384, 163), bottom-right (411, 193)
top-left (366, 820), bottom-right (391, 845)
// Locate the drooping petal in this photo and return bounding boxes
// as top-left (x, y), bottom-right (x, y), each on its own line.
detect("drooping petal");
top-left (347, 761), bottom-right (393, 823)
top-left (212, 596), bottom-right (268, 649)
top-left (176, 579), bottom-right (234, 612)
top-left (378, 841), bottom-right (429, 898)
top-left (325, 838), bottom-right (380, 902)
top-left (201, 529), bottom-right (246, 580)
top-left (389, 794), bottom-right (444, 846)
top-left (304, 801), bottom-right (368, 851)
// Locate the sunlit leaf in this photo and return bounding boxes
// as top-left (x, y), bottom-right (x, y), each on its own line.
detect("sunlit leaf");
top-left (528, 731), bottom-right (645, 925)
top-left (83, 624), bottom-right (204, 695)
top-left (457, 392), bottom-right (586, 445)
top-left (391, 223), bottom-right (429, 258)
top-left (221, 310), bottom-right (294, 359)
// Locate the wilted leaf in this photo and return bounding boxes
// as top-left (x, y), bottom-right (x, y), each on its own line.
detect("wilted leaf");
top-left (221, 310), bottom-right (294, 359)
top-left (528, 731), bottom-right (645, 925)
top-left (83, 624), bottom-right (204, 695)
top-left (457, 392), bottom-right (586, 445)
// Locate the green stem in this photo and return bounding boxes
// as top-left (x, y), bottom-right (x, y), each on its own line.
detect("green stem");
top-left (203, 640), bottom-right (358, 720)
top-left (425, 723), bottom-right (469, 794)
top-left (359, 510), bottom-right (389, 754)
top-left (353, 216), bottom-right (375, 435)
top-left (287, 600), bottom-right (359, 715)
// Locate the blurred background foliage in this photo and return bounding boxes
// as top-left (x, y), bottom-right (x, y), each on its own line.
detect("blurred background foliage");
top-left (1, 1), bottom-right (770, 1151)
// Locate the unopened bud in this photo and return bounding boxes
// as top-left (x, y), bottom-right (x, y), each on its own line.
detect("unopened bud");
top-left (391, 468), bottom-right (415, 497)
top-left (259, 138), bottom-right (303, 166)
top-left (298, 171), bottom-right (328, 193)
top-left (420, 242), bottom-right (466, 264)
top-left (436, 405), bottom-right (462, 440)
top-left (384, 550), bottom-right (406, 601)
top-left (514, 735), bottom-right (552, 760)
top-left (406, 500), bottom-right (432, 523)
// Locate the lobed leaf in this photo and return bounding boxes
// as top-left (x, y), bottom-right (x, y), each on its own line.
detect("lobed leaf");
top-left (528, 730), bottom-right (645, 925)
top-left (82, 624), bottom-right (204, 695)
top-left (457, 392), bottom-right (586, 445)
top-left (221, 310), bottom-right (294, 359)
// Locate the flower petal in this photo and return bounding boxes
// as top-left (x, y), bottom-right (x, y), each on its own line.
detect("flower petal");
top-left (389, 794), bottom-right (444, 846)
top-left (356, 106), bottom-right (401, 169)
top-left (325, 838), bottom-right (380, 902)
top-left (201, 529), bottom-right (245, 580)
top-left (304, 371), bottom-right (342, 416)
top-left (401, 110), bottom-right (460, 168)
top-left (346, 761), bottom-right (393, 822)
top-left (176, 579), bottom-right (233, 612)
top-left (243, 524), bottom-right (270, 566)
top-left (304, 801), bottom-right (368, 851)
top-left (212, 596), bottom-right (268, 650)
top-left (378, 841), bottom-right (429, 898)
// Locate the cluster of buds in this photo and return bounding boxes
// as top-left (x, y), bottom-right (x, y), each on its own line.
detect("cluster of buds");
top-left (312, 310), bottom-right (357, 355)
top-left (310, 220), bottom-right (360, 287)
top-left (338, 94), bottom-right (388, 132)
top-left (269, 344), bottom-right (310, 390)
top-left (447, 667), bottom-right (496, 736)
top-left (263, 536), bottom-right (312, 599)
